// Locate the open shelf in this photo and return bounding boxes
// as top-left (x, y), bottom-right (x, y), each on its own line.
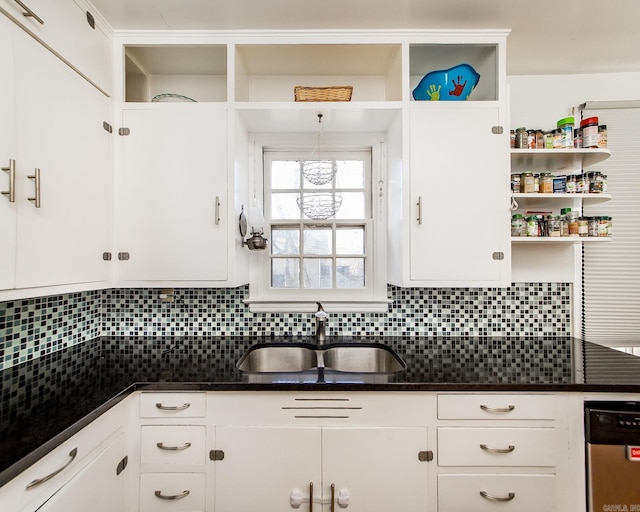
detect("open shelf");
top-left (510, 148), bottom-right (611, 173)
top-left (409, 44), bottom-right (499, 101)
top-left (511, 237), bottom-right (612, 244)
top-left (124, 45), bottom-right (228, 102)
top-left (234, 44), bottom-right (403, 103)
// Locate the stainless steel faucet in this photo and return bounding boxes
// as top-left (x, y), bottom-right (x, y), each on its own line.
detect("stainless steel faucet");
top-left (315, 302), bottom-right (328, 345)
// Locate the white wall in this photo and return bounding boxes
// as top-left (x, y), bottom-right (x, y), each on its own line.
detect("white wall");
top-left (507, 71), bottom-right (640, 285)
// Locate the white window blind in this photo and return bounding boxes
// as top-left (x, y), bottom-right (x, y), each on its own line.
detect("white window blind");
top-left (582, 103), bottom-right (640, 344)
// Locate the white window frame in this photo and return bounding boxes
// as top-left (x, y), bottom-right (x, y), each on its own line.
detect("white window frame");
top-left (245, 133), bottom-right (389, 313)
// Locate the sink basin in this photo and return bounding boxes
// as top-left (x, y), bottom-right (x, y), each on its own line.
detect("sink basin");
top-left (236, 342), bottom-right (406, 375)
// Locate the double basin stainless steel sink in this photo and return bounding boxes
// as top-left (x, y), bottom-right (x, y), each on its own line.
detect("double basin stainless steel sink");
top-left (237, 341), bottom-right (406, 382)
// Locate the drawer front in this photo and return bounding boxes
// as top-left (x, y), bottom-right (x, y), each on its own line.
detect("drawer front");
top-left (140, 392), bottom-right (206, 418)
top-left (438, 474), bottom-right (555, 512)
top-left (437, 394), bottom-right (556, 420)
top-left (140, 473), bottom-right (205, 512)
top-left (141, 426), bottom-right (206, 465)
top-left (438, 428), bottom-right (556, 467)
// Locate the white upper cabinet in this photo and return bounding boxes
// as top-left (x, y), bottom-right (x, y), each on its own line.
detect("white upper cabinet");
top-left (0, 0), bottom-right (112, 95)
top-left (0, 13), bottom-right (112, 297)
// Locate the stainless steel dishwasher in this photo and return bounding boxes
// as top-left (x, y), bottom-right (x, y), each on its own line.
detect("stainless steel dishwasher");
top-left (585, 401), bottom-right (640, 512)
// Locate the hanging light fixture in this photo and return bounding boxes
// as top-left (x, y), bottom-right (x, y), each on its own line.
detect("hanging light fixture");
top-left (297, 113), bottom-right (342, 220)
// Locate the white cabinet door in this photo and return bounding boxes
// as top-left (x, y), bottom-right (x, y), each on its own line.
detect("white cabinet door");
top-left (323, 427), bottom-right (429, 512)
top-left (118, 105), bottom-right (228, 282)
top-left (409, 106), bottom-right (509, 285)
top-left (0, 15), bottom-right (17, 290)
top-left (36, 434), bottom-right (125, 512)
top-left (12, 25), bottom-right (111, 289)
top-left (214, 426), bottom-right (322, 511)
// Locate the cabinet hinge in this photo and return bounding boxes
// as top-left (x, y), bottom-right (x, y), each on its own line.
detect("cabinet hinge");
top-left (116, 456), bottom-right (128, 475)
top-left (118, 128), bottom-right (131, 136)
top-left (86, 11), bottom-right (96, 29)
top-left (210, 450), bottom-right (225, 461)
top-left (418, 450), bottom-right (433, 462)
top-left (491, 126), bottom-right (504, 135)
top-left (102, 122), bottom-right (113, 133)
top-left (492, 251), bottom-right (505, 261)
top-left (102, 252), bottom-right (112, 261)
top-left (118, 252), bottom-right (130, 261)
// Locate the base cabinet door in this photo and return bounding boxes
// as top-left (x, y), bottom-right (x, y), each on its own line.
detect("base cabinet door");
top-left (35, 434), bottom-right (126, 512)
top-left (322, 427), bottom-right (429, 512)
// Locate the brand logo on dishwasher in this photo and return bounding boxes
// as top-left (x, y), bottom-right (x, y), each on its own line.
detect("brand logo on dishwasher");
top-left (626, 446), bottom-right (640, 461)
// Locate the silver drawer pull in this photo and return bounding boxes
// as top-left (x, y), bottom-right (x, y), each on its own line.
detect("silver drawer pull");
top-left (2, 159), bottom-right (16, 202)
top-left (480, 444), bottom-right (515, 454)
top-left (157, 442), bottom-right (192, 451)
top-left (480, 490), bottom-right (515, 502)
top-left (155, 402), bottom-right (190, 411)
top-left (13, 0), bottom-right (44, 24)
top-left (480, 404), bottom-right (515, 413)
top-left (155, 490), bottom-right (190, 500)
top-left (26, 448), bottom-right (78, 489)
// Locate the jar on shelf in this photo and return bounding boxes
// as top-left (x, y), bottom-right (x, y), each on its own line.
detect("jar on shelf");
top-left (535, 129), bottom-right (544, 149)
top-left (527, 130), bottom-right (536, 149)
top-left (511, 173), bottom-right (521, 193)
top-left (553, 175), bottom-right (567, 193)
top-left (515, 127), bottom-right (527, 148)
top-left (578, 216), bottom-right (589, 237)
top-left (552, 128), bottom-right (563, 149)
top-left (520, 172), bottom-right (535, 193)
top-left (598, 216), bottom-right (609, 237)
top-left (577, 173), bottom-right (590, 193)
top-left (544, 131), bottom-right (554, 149)
top-left (566, 174), bottom-right (577, 193)
top-left (510, 130), bottom-right (516, 148)
top-left (588, 217), bottom-right (599, 237)
top-left (598, 125), bottom-right (608, 148)
top-left (581, 116), bottom-right (599, 148)
top-left (561, 207), bottom-right (572, 236)
top-left (557, 117), bottom-right (574, 149)
top-left (511, 214), bottom-right (526, 237)
top-left (566, 210), bottom-right (579, 236)
top-left (540, 172), bottom-right (554, 193)
top-left (574, 128), bottom-right (583, 148)
top-left (549, 216), bottom-right (562, 237)
top-left (526, 216), bottom-right (539, 237)
top-left (589, 171), bottom-right (604, 193)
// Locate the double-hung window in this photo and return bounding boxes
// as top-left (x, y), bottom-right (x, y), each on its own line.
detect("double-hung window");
top-left (246, 142), bottom-right (388, 312)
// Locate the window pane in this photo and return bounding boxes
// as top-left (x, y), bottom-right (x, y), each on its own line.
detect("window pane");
top-left (272, 193), bottom-right (301, 220)
top-left (336, 227), bottom-right (364, 255)
top-left (303, 258), bottom-right (333, 289)
top-left (303, 227), bottom-right (332, 255)
top-left (335, 160), bottom-right (365, 189)
top-left (271, 227), bottom-right (300, 255)
top-left (334, 192), bottom-right (365, 219)
top-left (271, 160), bottom-right (300, 189)
top-left (272, 258), bottom-right (300, 288)
top-left (336, 258), bottom-right (365, 288)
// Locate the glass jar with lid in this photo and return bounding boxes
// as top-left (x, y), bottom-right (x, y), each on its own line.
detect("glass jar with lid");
top-left (549, 216), bottom-right (562, 237)
top-left (540, 172), bottom-right (554, 194)
top-left (511, 214), bottom-right (526, 237)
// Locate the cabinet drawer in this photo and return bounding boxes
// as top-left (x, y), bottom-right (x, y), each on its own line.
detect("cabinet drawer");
top-left (140, 473), bottom-right (205, 512)
top-left (438, 428), bottom-right (556, 467)
top-left (140, 393), bottom-right (206, 418)
top-left (438, 474), bottom-right (555, 512)
top-left (437, 394), bottom-right (555, 420)
top-left (141, 426), bottom-right (206, 465)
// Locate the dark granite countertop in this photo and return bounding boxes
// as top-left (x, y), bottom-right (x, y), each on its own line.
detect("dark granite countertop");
top-left (2, 335), bottom-right (640, 486)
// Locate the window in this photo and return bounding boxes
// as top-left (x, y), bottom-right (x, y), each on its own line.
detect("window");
top-left (246, 139), bottom-right (388, 313)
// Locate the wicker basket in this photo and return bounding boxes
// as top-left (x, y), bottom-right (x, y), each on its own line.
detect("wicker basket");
top-left (294, 86), bottom-right (353, 102)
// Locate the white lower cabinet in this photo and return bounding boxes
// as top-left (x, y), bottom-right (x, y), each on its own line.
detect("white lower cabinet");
top-left (214, 426), bottom-right (429, 512)
top-left (437, 474), bottom-right (555, 512)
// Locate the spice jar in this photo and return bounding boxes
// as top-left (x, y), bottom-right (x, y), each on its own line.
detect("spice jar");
top-left (574, 128), bottom-right (583, 148)
top-left (511, 214), bottom-right (525, 237)
top-left (581, 116), bottom-right (599, 148)
top-left (578, 216), bottom-right (589, 237)
top-left (526, 216), bottom-right (539, 237)
top-left (552, 128), bottom-right (563, 149)
top-left (549, 216), bottom-right (562, 237)
top-left (577, 173), bottom-right (590, 193)
top-left (535, 129), bottom-right (545, 149)
top-left (589, 172), bottom-right (604, 193)
top-left (566, 174), bottom-right (577, 193)
top-left (544, 131), bottom-right (554, 149)
top-left (511, 174), bottom-right (521, 193)
top-left (598, 216), bottom-right (609, 237)
top-left (588, 217), bottom-right (599, 237)
top-left (520, 172), bottom-right (535, 193)
top-left (598, 125), bottom-right (608, 148)
top-left (540, 172), bottom-right (554, 194)
top-left (557, 117), bottom-right (574, 148)
top-left (566, 211), bottom-right (579, 236)
top-left (515, 127), bottom-right (527, 148)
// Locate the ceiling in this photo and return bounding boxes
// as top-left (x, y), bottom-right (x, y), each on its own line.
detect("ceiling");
top-left (88, 0), bottom-right (640, 76)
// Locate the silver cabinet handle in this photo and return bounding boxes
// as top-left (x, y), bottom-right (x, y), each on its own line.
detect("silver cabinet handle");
top-left (416, 196), bottom-right (423, 225)
top-left (309, 482), bottom-right (313, 512)
top-left (157, 442), bottom-right (192, 451)
top-left (1, 159), bottom-right (15, 202)
top-left (13, 0), bottom-right (44, 24)
top-left (480, 443), bottom-right (515, 454)
top-left (26, 448), bottom-right (77, 489)
top-left (27, 168), bottom-right (40, 208)
top-left (154, 490), bottom-right (190, 500)
top-left (480, 404), bottom-right (515, 413)
top-left (480, 490), bottom-right (515, 502)
top-left (215, 195), bottom-right (221, 225)
top-left (155, 402), bottom-right (190, 411)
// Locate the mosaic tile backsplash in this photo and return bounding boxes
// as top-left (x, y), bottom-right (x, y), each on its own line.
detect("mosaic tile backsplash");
top-left (0, 283), bottom-right (571, 370)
